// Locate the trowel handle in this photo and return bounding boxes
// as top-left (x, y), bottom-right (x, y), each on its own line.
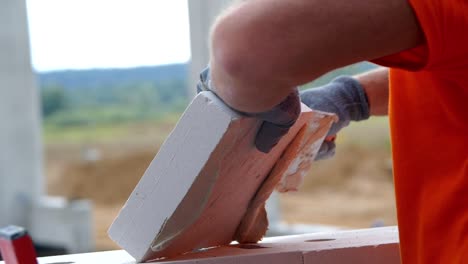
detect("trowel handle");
top-left (0, 226), bottom-right (37, 264)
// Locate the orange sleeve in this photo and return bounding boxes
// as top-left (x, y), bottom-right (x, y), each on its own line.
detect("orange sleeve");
top-left (373, 0), bottom-right (468, 72)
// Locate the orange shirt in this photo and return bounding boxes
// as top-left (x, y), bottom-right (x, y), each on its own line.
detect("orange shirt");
top-left (372, 0), bottom-right (468, 263)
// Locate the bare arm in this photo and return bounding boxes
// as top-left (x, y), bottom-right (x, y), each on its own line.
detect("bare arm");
top-left (356, 67), bottom-right (389, 116)
top-left (209, 0), bottom-right (422, 112)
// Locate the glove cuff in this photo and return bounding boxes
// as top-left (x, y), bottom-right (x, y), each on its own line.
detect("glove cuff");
top-left (332, 76), bottom-right (370, 122)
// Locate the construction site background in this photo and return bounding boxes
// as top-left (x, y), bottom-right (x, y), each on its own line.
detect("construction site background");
top-left (42, 62), bottom-right (396, 250)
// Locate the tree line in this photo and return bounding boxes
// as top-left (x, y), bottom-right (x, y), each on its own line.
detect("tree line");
top-left (39, 62), bottom-right (375, 127)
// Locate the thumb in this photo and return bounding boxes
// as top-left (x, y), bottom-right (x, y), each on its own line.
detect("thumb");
top-left (254, 122), bottom-right (291, 153)
top-left (314, 140), bottom-right (336, 160)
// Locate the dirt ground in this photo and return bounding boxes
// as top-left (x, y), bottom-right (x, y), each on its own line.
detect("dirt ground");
top-left (45, 117), bottom-right (396, 251)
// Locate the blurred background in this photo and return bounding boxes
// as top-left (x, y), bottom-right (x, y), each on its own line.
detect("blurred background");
top-left (1, 0), bottom-right (395, 258)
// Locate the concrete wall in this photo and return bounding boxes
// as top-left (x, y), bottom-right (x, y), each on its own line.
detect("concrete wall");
top-left (0, 0), bottom-right (42, 227)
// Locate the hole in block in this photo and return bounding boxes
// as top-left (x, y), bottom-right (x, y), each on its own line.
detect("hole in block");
top-left (305, 238), bottom-right (336, 242)
top-left (235, 244), bottom-right (270, 249)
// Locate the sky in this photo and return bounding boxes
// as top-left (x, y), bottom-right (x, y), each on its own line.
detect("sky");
top-left (27, 0), bottom-right (191, 72)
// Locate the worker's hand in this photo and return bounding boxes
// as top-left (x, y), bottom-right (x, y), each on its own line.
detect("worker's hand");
top-left (300, 76), bottom-right (370, 160)
top-left (197, 67), bottom-right (301, 153)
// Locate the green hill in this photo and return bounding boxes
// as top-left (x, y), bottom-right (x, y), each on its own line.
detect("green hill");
top-left (38, 63), bottom-right (188, 90)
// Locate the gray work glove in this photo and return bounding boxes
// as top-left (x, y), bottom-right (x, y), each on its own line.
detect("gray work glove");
top-left (197, 67), bottom-right (301, 153)
top-left (300, 76), bottom-right (370, 160)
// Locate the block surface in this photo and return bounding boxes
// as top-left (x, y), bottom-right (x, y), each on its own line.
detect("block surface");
top-left (168, 226), bottom-right (400, 264)
top-left (28, 227), bottom-right (400, 264)
top-left (108, 92), bottom-right (334, 262)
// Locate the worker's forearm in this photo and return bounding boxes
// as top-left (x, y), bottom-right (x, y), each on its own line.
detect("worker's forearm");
top-left (355, 67), bottom-right (389, 116)
top-left (210, 0), bottom-right (423, 113)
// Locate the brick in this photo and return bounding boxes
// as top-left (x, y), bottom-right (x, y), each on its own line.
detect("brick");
top-left (108, 91), bottom-right (335, 262)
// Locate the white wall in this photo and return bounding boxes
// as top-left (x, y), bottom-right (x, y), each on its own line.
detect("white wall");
top-left (0, 0), bottom-right (43, 228)
top-left (0, 2), bottom-right (94, 253)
